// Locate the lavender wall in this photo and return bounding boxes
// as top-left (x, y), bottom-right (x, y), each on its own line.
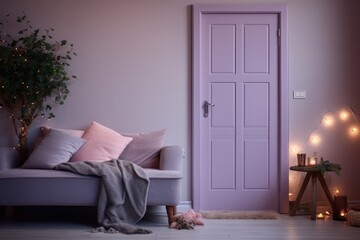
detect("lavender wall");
top-left (1, 0), bottom-right (359, 204)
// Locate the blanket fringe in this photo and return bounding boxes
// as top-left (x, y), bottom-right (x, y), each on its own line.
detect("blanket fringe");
top-left (93, 226), bottom-right (152, 235)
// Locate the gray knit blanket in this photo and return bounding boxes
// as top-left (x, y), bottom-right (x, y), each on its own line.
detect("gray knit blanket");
top-left (54, 159), bottom-right (151, 234)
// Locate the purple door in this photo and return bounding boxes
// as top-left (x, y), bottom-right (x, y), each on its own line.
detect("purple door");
top-left (195, 12), bottom-right (280, 210)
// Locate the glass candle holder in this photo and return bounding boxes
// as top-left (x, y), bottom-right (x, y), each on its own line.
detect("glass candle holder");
top-left (333, 195), bottom-right (347, 221)
top-left (308, 157), bottom-right (317, 166)
top-left (297, 153), bottom-right (306, 166)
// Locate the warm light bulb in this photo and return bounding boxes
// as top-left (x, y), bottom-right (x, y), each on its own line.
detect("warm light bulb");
top-left (334, 189), bottom-right (340, 195)
top-left (322, 115), bottom-right (334, 127)
top-left (310, 135), bottom-right (320, 145)
top-left (349, 126), bottom-right (359, 137)
top-left (291, 146), bottom-right (299, 154)
top-left (339, 110), bottom-right (349, 121)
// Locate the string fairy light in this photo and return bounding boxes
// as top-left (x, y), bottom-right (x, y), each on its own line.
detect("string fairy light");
top-left (340, 110), bottom-right (350, 121)
top-left (291, 106), bottom-right (360, 155)
top-left (289, 106), bottom-right (360, 203)
top-left (310, 134), bottom-right (321, 145)
top-left (322, 115), bottom-right (334, 127)
top-left (350, 126), bottom-right (359, 137)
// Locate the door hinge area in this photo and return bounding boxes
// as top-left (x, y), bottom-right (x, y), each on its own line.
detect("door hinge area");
top-left (277, 28), bottom-right (281, 37)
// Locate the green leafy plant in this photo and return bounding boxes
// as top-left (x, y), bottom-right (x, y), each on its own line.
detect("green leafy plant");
top-left (0, 13), bottom-right (77, 161)
top-left (317, 158), bottom-right (342, 176)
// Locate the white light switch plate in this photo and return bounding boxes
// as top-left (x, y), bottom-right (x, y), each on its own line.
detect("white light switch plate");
top-left (293, 90), bottom-right (306, 99)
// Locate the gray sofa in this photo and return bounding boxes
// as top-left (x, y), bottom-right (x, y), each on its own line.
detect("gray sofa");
top-left (0, 145), bottom-right (184, 224)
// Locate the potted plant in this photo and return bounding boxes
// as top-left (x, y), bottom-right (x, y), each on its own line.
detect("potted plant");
top-left (0, 14), bottom-right (77, 162)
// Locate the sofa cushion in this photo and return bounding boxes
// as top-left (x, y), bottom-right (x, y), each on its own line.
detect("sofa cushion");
top-left (0, 168), bottom-right (100, 206)
top-left (31, 126), bottom-right (85, 153)
top-left (0, 168), bottom-right (182, 206)
top-left (119, 129), bottom-right (165, 169)
top-left (70, 121), bottom-right (132, 162)
top-left (22, 129), bottom-right (86, 169)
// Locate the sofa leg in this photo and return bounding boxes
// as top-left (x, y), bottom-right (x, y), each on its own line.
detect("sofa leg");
top-left (5, 206), bottom-right (14, 220)
top-left (166, 205), bottom-right (177, 225)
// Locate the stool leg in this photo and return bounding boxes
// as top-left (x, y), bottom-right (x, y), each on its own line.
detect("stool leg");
top-left (290, 173), bottom-right (311, 216)
top-left (310, 174), bottom-right (317, 220)
top-left (317, 172), bottom-right (335, 211)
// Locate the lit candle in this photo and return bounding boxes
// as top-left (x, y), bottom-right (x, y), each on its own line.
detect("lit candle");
top-left (308, 157), bottom-right (317, 166)
top-left (317, 213), bottom-right (325, 220)
top-left (340, 211), bottom-right (346, 217)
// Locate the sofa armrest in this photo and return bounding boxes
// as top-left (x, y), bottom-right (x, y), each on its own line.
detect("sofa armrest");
top-left (159, 145), bottom-right (185, 172)
top-left (0, 147), bottom-right (21, 170)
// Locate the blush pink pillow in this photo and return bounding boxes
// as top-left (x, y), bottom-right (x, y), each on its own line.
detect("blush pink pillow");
top-left (119, 129), bottom-right (165, 169)
top-left (70, 121), bottom-right (133, 162)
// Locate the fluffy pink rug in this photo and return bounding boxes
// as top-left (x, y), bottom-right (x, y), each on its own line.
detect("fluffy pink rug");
top-left (200, 210), bottom-right (279, 220)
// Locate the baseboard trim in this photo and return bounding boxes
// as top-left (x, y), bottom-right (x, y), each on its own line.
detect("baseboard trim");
top-left (146, 201), bottom-right (192, 216)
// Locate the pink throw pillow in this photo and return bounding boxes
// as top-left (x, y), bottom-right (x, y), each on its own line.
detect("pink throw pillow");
top-left (119, 129), bottom-right (165, 169)
top-left (70, 121), bottom-right (133, 162)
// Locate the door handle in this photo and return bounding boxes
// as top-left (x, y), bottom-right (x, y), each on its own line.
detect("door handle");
top-left (203, 101), bottom-right (215, 118)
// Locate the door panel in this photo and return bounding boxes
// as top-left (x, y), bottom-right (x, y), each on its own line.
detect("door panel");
top-left (211, 83), bottom-right (235, 127)
top-left (211, 24), bottom-right (236, 74)
top-left (210, 82), bottom-right (236, 190)
top-left (199, 13), bottom-right (279, 210)
top-left (244, 140), bottom-right (269, 189)
top-left (211, 139), bottom-right (235, 189)
top-left (244, 24), bottom-right (270, 73)
top-left (244, 83), bottom-right (269, 127)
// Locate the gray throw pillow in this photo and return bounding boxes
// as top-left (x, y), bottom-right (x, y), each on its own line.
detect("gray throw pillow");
top-left (119, 129), bottom-right (165, 169)
top-left (22, 129), bottom-right (86, 169)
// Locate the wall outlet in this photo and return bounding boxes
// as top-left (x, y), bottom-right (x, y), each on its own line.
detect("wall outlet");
top-left (293, 90), bottom-right (306, 99)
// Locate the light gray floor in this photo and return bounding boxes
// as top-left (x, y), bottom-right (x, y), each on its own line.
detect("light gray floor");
top-left (1, 212), bottom-right (360, 240)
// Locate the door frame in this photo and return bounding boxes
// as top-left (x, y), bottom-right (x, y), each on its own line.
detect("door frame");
top-left (192, 4), bottom-right (289, 213)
